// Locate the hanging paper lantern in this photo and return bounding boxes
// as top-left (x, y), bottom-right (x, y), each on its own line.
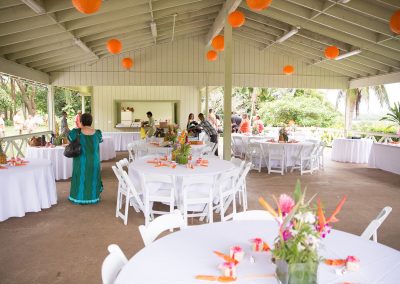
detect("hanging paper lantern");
top-left (206, 50), bottom-right (218, 62)
top-left (283, 65), bottom-right (294, 75)
top-left (324, 46), bottom-right (339, 60)
top-left (106, 39), bottom-right (122, 54)
top-left (212, 35), bottom-right (224, 51)
top-left (72, 0), bottom-right (102, 14)
top-left (390, 10), bottom-right (400, 34)
top-left (122, 58), bottom-right (133, 70)
top-left (246, 0), bottom-right (273, 11)
top-left (228, 11), bottom-right (246, 28)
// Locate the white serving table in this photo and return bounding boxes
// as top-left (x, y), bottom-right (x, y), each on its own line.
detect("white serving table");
top-left (331, 138), bottom-right (373, 163)
top-left (0, 159), bottom-right (57, 222)
top-left (100, 137), bottom-right (116, 161)
top-left (368, 142), bottom-right (400, 175)
top-left (26, 145), bottom-right (72, 180)
top-left (115, 220), bottom-right (400, 284)
top-left (102, 131), bottom-right (140, 151)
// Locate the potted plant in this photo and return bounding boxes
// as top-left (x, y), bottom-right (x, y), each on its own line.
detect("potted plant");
top-left (175, 131), bottom-right (191, 164)
top-left (279, 127), bottom-right (289, 142)
top-left (259, 181), bottom-right (346, 284)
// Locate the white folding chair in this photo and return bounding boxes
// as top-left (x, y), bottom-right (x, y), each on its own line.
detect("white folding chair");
top-left (112, 166), bottom-right (144, 225)
top-left (138, 209), bottom-right (185, 246)
top-left (290, 144), bottom-right (319, 175)
top-left (215, 168), bottom-right (240, 222)
top-left (266, 143), bottom-right (285, 175)
top-left (127, 141), bottom-right (147, 161)
top-left (317, 141), bottom-right (326, 170)
top-left (236, 162), bottom-right (252, 211)
top-left (181, 175), bottom-right (216, 226)
top-left (140, 173), bottom-right (175, 226)
top-left (116, 158), bottom-right (129, 172)
top-left (233, 210), bottom-right (275, 221)
top-left (245, 140), bottom-right (263, 172)
top-left (361, 206), bottom-right (392, 243)
top-left (203, 141), bottom-right (217, 156)
top-left (127, 143), bottom-right (135, 162)
top-left (232, 135), bottom-right (245, 158)
top-left (101, 244), bottom-right (128, 284)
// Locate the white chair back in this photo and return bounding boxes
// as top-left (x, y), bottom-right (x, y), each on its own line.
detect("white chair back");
top-left (121, 171), bottom-right (145, 211)
top-left (116, 158), bottom-right (129, 172)
top-left (232, 135), bottom-right (245, 158)
top-left (233, 210), bottom-right (275, 221)
top-left (139, 209), bottom-right (185, 246)
top-left (101, 244), bottom-right (128, 284)
top-left (217, 168), bottom-right (241, 221)
top-left (361, 206), bottom-right (392, 242)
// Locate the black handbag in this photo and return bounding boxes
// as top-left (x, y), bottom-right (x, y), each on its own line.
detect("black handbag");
top-left (64, 129), bottom-right (81, 158)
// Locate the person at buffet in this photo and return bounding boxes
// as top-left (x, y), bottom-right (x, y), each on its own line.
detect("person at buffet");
top-left (142, 111), bottom-right (156, 137)
top-left (239, 113), bottom-right (251, 134)
top-left (197, 113), bottom-right (218, 156)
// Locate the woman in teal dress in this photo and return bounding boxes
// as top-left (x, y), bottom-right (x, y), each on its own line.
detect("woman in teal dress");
top-left (68, 113), bottom-right (103, 204)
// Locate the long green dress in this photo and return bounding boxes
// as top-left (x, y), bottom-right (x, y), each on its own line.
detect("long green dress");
top-left (68, 128), bottom-right (103, 204)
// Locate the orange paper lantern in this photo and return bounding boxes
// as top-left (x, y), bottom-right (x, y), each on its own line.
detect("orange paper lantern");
top-left (122, 57), bottom-right (133, 70)
top-left (72, 0), bottom-right (102, 14)
top-left (246, 0), bottom-right (272, 11)
top-left (283, 65), bottom-right (294, 75)
top-left (107, 39), bottom-right (122, 54)
top-left (206, 50), bottom-right (218, 62)
top-left (390, 10), bottom-right (400, 34)
top-left (228, 11), bottom-right (246, 28)
top-left (324, 46), bottom-right (339, 60)
top-left (212, 35), bottom-right (224, 52)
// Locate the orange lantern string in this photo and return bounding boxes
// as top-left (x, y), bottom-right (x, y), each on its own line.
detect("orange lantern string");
top-left (390, 10), bottom-right (400, 34)
top-left (72, 0), bottom-right (102, 14)
top-left (283, 65), bottom-right (294, 75)
top-left (324, 46), bottom-right (339, 60)
top-left (246, 0), bottom-right (272, 11)
top-left (107, 39), bottom-right (122, 54)
top-left (206, 50), bottom-right (218, 62)
top-left (211, 35), bottom-right (224, 51)
top-left (122, 57), bottom-right (133, 70)
top-left (228, 11), bottom-right (246, 28)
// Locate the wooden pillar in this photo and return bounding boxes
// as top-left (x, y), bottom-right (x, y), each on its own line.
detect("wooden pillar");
top-left (47, 85), bottom-right (55, 132)
top-left (223, 20), bottom-right (232, 161)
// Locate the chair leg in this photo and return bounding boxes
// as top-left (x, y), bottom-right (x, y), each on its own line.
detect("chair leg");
top-left (116, 190), bottom-right (121, 218)
top-left (209, 199), bottom-right (213, 224)
top-left (123, 194), bottom-right (129, 225)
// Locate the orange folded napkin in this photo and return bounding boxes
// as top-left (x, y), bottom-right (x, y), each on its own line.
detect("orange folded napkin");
top-left (0, 166), bottom-right (7, 170)
top-left (147, 160), bottom-right (158, 164)
top-left (195, 275), bottom-right (236, 282)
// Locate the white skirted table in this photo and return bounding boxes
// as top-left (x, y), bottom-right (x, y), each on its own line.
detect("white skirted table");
top-left (26, 146), bottom-right (72, 180)
top-left (115, 220), bottom-right (400, 284)
top-left (102, 132), bottom-right (140, 151)
top-left (0, 159), bottom-right (57, 222)
top-left (100, 137), bottom-right (116, 161)
top-left (331, 138), bottom-right (373, 163)
top-left (368, 143), bottom-right (400, 175)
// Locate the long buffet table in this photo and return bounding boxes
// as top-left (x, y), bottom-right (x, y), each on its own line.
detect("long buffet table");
top-left (368, 142), bottom-right (400, 175)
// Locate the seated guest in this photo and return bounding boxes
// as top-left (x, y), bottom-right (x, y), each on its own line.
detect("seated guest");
top-left (197, 113), bottom-right (218, 156)
top-left (253, 115), bottom-right (264, 134)
top-left (239, 114), bottom-right (251, 134)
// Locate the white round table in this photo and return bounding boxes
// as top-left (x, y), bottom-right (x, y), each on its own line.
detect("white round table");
top-left (332, 138), bottom-right (373, 163)
top-left (102, 132), bottom-right (140, 151)
top-left (26, 145), bottom-right (72, 180)
top-left (0, 159), bottom-right (57, 222)
top-left (115, 220), bottom-right (400, 284)
top-left (100, 137), bottom-right (116, 161)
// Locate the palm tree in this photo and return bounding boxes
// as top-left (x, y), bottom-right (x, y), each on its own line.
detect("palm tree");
top-left (380, 102), bottom-right (400, 126)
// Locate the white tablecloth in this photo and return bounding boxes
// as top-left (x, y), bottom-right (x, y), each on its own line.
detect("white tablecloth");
top-left (102, 132), bottom-right (140, 151)
top-left (146, 143), bottom-right (207, 157)
top-left (100, 137), bottom-right (116, 161)
top-left (332, 138), bottom-right (373, 163)
top-left (368, 143), bottom-right (400, 175)
top-left (115, 220), bottom-right (400, 284)
top-left (26, 146), bottom-right (72, 180)
top-left (0, 159), bottom-right (57, 222)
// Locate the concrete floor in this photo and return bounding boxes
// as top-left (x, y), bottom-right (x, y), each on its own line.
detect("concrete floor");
top-left (0, 151), bottom-right (399, 284)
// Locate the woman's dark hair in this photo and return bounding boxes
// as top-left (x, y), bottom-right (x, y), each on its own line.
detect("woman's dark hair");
top-left (80, 113), bottom-right (93, 126)
top-left (62, 111), bottom-right (67, 115)
top-left (188, 113), bottom-right (194, 120)
top-left (146, 111), bottom-right (152, 117)
top-left (216, 114), bottom-right (220, 120)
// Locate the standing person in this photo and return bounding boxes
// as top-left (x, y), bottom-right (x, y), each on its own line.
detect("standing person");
top-left (216, 114), bottom-right (223, 134)
top-left (207, 108), bottom-right (218, 130)
top-left (0, 113), bottom-right (5, 138)
top-left (13, 110), bottom-right (24, 135)
top-left (74, 110), bottom-right (82, 129)
top-left (233, 112), bottom-right (242, 129)
top-left (26, 115), bottom-right (37, 133)
top-left (198, 113), bottom-right (218, 156)
top-left (60, 111), bottom-right (70, 136)
top-left (68, 113), bottom-right (103, 204)
top-left (239, 113), bottom-right (251, 134)
top-left (144, 111), bottom-right (156, 137)
top-left (253, 115), bottom-right (264, 134)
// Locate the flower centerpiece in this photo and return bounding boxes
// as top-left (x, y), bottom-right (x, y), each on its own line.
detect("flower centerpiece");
top-left (173, 130), bottom-right (191, 164)
top-left (279, 126), bottom-right (289, 142)
top-left (252, 124), bottom-right (259, 135)
top-left (164, 125), bottom-right (178, 144)
top-left (259, 181), bottom-right (347, 284)
top-left (0, 139), bottom-right (6, 164)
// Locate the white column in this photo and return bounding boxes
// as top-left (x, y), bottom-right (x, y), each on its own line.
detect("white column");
top-left (47, 85), bottom-right (55, 132)
top-left (223, 20), bottom-right (233, 161)
top-left (81, 94), bottom-right (85, 113)
top-left (205, 85), bottom-right (209, 115)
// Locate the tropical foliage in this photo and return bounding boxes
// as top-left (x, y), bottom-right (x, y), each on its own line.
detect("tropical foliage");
top-left (380, 102), bottom-right (400, 126)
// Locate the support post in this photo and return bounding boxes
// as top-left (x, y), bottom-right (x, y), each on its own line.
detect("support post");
top-left (205, 85), bottom-right (209, 116)
top-left (47, 85), bottom-right (55, 133)
top-left (81, 94), bottom-right (85, 113)
top-left (223, 20), bottom-right (233, 161)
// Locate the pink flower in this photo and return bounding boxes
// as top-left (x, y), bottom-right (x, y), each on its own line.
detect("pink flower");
top-left (279, 194), bottom-right (295, 215)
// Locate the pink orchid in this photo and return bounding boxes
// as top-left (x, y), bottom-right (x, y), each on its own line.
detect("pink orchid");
top-left (279, 194), bottom-right (295, 215)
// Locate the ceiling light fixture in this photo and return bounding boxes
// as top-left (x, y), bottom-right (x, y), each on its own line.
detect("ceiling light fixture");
top-left (276, 27), bottom-right (300, 43)
top-left (150, 22), bottom-right (157, 38)
top-left (335, 49), bottom-right (361, 60)
top-left (21, 0), bottom-right (46, 14)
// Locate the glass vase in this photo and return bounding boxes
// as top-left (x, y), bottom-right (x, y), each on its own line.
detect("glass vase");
top-left (275, 260), bottom-right (318, 284)
top-left (176, 154), bottom-right (188, 165)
